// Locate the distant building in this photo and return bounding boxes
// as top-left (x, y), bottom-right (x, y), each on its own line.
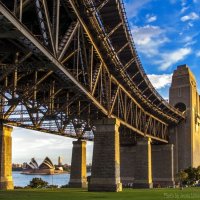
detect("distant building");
top-left (12, 163), bottom-right (23, 171)
top-left (58, 156), bottom-right (63, 166)
top-left (22, 157), bottom-right (58, 175)
top-left (12, 163), bottom-right (22, 168)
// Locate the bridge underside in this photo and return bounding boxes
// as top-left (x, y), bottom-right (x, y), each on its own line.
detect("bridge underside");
top-left (0, 0), bottom-right (184, 143)
top-left (0, 0), bottom-right (188, 192)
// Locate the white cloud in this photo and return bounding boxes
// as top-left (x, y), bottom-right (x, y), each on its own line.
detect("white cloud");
top-left (188, 22), bottom-right (194, 27)
top-left (183, 36), bottom-right (194, 43)
top-left (181, 33), bottom-right (199, 46)
top-left (184, 40), bottom-right (197, 47)
top-left (131, 25), bottom-right (169, 57)
top-left (146, 14), bottom-right (157, 23)
top-left (196, 51), bottom-right (200, 57)
top-left (181, 12), bottom-right (199, 22)
top-left (156, 48), bottom-right (192, 70)
top-left (148, 74), bottom-right (172, 89)
top-left (181, 6), bottom-right (189, 13)
top-left (125, 0), bottom-right (152, 18)
top-left (182, 35), bottom-right (197, 47)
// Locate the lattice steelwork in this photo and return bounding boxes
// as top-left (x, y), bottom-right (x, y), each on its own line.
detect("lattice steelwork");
top-left (0, 0), bottom-right (184, 142)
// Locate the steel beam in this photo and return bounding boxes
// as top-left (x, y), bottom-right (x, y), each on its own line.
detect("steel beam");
top-left (58, 21), bottom-right (80, 61)
top-left (0, 2), bottom-right (169, 142)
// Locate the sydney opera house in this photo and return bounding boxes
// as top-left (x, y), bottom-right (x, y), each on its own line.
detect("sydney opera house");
top-left (22, 157), bottom-right (62, 175)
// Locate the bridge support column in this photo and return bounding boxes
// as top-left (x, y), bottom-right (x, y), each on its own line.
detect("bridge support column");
top-left (120, 145), bottom-right (136, 187)
top-left (134, 138), bottom-right (153, 188)
top-left (69, 140), bottom-right (87, 188)
top-left (152, 144), bottom-right (175, 187)
top-left (88, 118), bottom-right (122, 192)
top-left (0, 124), bottom-right (14, 190)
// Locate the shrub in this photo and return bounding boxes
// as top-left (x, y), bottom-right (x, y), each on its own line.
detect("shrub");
top-left (28, 178), bottom-right (48, 188)
top-left (14, 186), bottom-right (24, 189)
top-left (60, 184), bottom-right (69, 188)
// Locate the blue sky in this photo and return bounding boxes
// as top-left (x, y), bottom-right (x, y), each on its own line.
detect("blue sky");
top-left (12, 0), bottom-right (200, 164)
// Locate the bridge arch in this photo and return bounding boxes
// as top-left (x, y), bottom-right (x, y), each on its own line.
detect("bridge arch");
top-left (174, 102), bottom-right (186, 112)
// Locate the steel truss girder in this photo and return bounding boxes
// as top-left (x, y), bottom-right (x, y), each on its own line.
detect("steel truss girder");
top-left (0, 1), bottom-right (170, 142)
top-left (81, 0), bottom-right (185, 120)
top-left (68, 0), bottom-right (182, 123)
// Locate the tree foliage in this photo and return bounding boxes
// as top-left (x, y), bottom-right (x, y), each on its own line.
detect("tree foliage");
top-left (29, 178), bottom-right (48, 188)
top-left (176, 170), bottom-right (188, 187)
top-left (176, 166), bottom-right (200, 186)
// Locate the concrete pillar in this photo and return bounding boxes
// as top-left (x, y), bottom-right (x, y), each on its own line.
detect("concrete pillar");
top-left (88, 118), bottom-right (122, 192)
top-left (152, 144), bottom-right (175, 187)
top-left (0, 125), bottom-right (14, 190)
top-left (69, 140), bottom-right (87, 188)
top-left (120, 145), bottom-right (136, 186)
top-left (134, 137), bottom-right (153, 188)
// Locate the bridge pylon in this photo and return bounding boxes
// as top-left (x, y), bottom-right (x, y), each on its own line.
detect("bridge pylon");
top-left (133, 138), bottom-right (153, 188)
top-left (169, 65), bottom-right (200, 172)
top-left (88, 118), bottom-right (122, 192)
top-left (0, 124), bottom-right (14, 190)
top-left (69, 139), bottom-right (87, 188)
top-left (120, 140), bottom-right (175, 188)
top-left (152, 144), bottom-right (175, 187)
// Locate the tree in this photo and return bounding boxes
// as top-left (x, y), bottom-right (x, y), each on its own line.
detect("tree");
top-left (184, 167), bottom-right (197, 185)
top-left (28, 178), bottom-right (48, 188)
top-left (176, 171), bottom-right (188, 188)
top-left (195, 166), bottom-right (200, 181)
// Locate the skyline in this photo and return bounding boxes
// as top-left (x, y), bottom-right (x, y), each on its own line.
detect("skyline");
top-left (12, 0), bottom-right (200, 163)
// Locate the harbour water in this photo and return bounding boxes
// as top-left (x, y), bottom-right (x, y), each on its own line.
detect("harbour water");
top-left (13, 171), bottom-right (70, 187)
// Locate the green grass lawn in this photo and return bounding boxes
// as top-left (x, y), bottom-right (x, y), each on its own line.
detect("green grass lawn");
top-left (0, 188), bottom-right (200, 200)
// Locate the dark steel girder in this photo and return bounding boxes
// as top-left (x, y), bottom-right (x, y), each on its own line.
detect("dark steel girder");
top-left (0, 2), bottom-right (170, 143)
top-left (84, 0), bottom-right (184, 121)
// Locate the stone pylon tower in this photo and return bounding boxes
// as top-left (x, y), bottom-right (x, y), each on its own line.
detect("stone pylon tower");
top-left (169, 64), bottom-right (200, 172)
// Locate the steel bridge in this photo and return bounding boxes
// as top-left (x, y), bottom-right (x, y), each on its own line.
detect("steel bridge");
top-left (0, 0), bottom-right (185, 143)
